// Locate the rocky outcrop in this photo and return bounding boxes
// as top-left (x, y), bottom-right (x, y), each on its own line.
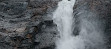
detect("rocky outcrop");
top-left (0, 0), bottom-right (59, 49)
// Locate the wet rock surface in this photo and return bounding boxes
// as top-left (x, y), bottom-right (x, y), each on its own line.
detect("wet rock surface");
top-left (73, 0), bottom-right (111, 49)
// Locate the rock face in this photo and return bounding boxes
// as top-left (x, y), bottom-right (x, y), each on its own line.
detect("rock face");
top-left (73, 0), bottom-right (111, 48)
top-left (0, 0), bottom-right (59, 49)
top-left (0, 0), bottom-right (111, 49)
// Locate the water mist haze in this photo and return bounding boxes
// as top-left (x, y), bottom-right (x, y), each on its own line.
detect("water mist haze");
top-left (53, 0), bottom-right (107, 49)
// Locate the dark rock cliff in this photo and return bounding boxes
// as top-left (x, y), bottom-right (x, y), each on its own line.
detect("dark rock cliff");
top-left (0, 0), bottom-right (59, 49)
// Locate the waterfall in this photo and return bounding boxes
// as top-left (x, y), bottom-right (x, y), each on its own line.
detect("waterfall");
top-left (53, 0), bottom-right (75, 39)
top-left (53, 0), bottom-right (107, 49)
top-left (53, 0), bottom-right (77, 49)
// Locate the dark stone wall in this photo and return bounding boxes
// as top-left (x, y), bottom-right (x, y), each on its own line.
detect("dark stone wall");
top-left (0, 0), bottom-right (59, 49)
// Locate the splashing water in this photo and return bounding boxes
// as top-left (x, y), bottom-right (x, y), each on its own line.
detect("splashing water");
top-left (53, 0), bottom-right (107, 49)
top-left (53, 0), bottom-right (82, 49)
top-left (53, 0), bottom-right (75, 40)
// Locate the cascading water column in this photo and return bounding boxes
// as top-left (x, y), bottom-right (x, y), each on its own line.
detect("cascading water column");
top-left (53, 0), bottom-right (107, 49)
top-left (53, 0), bottom-right (77, 49)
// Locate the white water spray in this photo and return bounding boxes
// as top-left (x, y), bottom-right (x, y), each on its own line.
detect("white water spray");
top-left (53, 0), bottom-right (79, 49)
top-left (53, 0), bottom-right (75, 39)
top-left (53, 0), bottom-right (107, 49)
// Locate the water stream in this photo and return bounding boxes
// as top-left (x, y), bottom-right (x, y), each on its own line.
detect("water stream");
top-left (53, 0), bottom-right (107, 49)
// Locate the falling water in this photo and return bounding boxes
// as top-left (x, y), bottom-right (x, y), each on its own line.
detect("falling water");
top-left (53, 0), bottom-right (75, 39)
top-left (53, 0), bottom-right (77, 49)
top-left (53, 0), bottom-right (107, 49)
